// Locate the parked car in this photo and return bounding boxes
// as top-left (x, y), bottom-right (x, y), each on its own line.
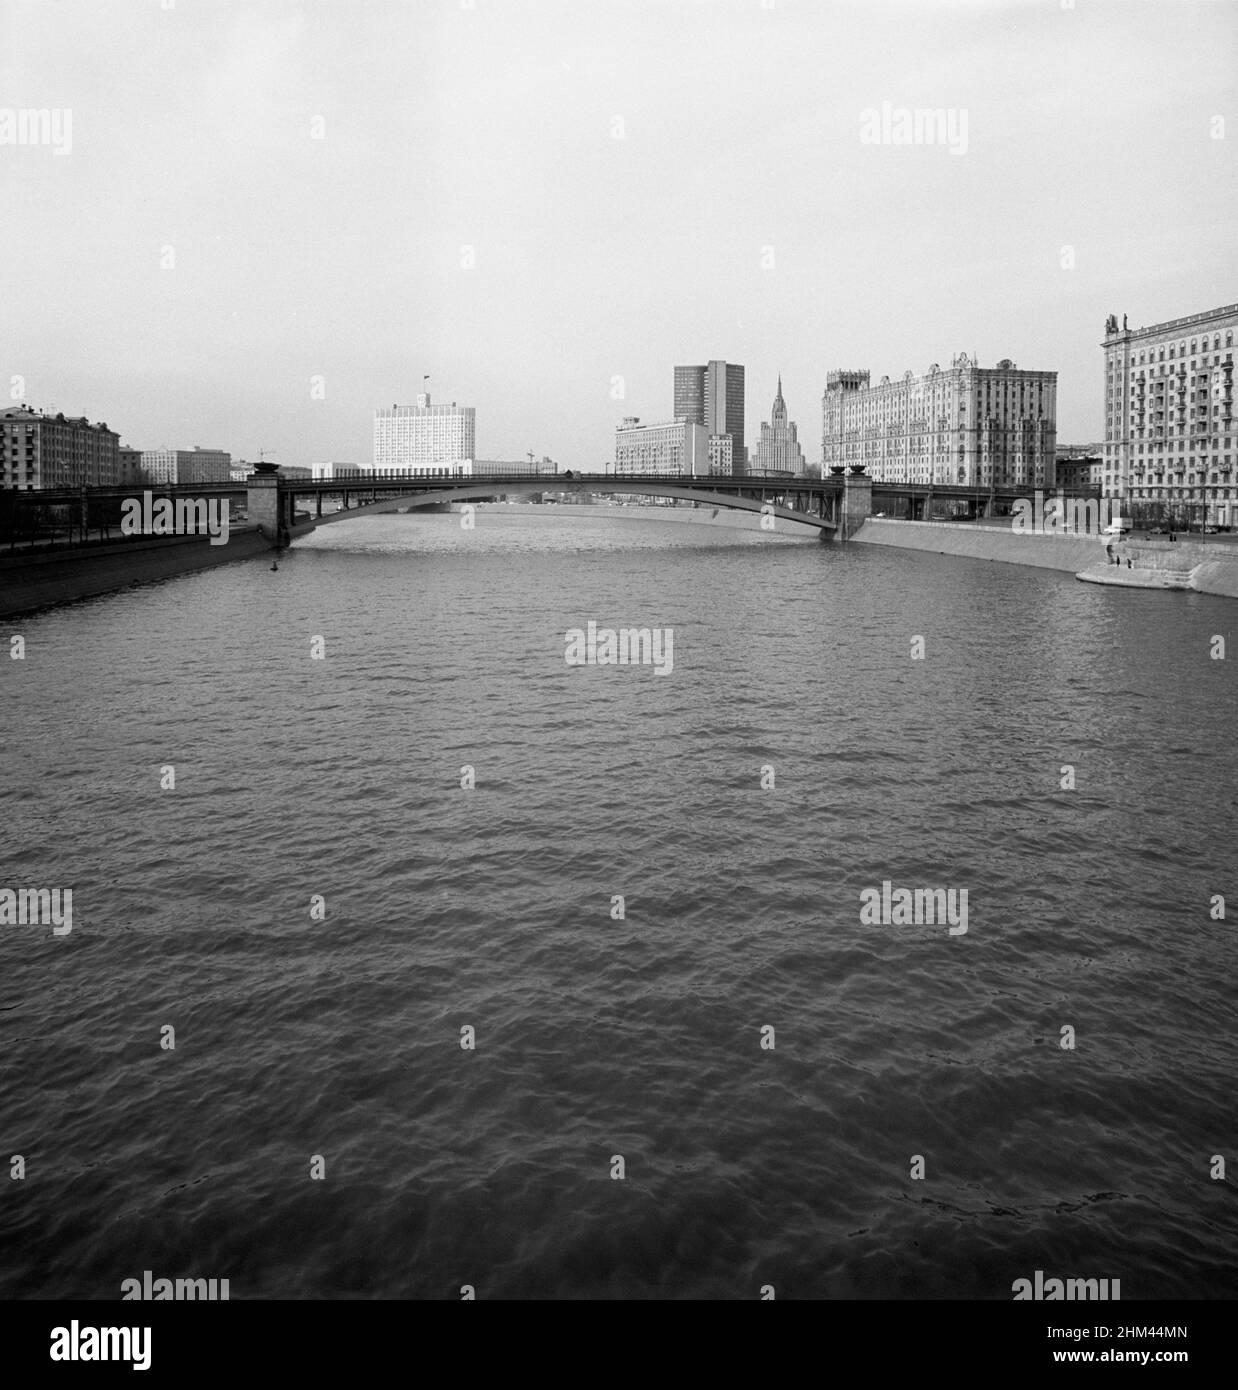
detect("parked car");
top-left (1102, 519), bottom-right (1132, 537)
top-left (1148, 526), bottom-right (1166, 535)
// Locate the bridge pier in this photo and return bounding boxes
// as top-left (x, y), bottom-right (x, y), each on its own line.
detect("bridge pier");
top-left (247, 464), bottom-right (293, 547)
top-left (839, 468), bottom-right (872, 540)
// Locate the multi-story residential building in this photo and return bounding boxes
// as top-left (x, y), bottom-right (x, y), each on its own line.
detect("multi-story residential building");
top-left (752, 376), bottom-right (806, 475)
top-left (373, 391), bottom-right (476, 471)
top-left (142, 449), bottom-right (173, 484)
top-left (822, 353), bottom-right (1057, 488)
top-left (1054, 454), bottom-right (1101, 493)
top-left (0, 406), bottom-right (120, 489)
top-left (117, 446), bottom-right (144, 487)
top-left (140, 447), bottom-right (232, 485)
top-left (614, 417), bottom-right (709, 475)
top-left (674, 361), bottom-right (746, 473)
top-left (707, 433), bottom-right (734, 475)
top-left (1101, 304), bottom-right (1237, 526)
top-left (1055, 443), bottom-right (1103, 493)
top-left (184, 448), bottom-right (231, 484)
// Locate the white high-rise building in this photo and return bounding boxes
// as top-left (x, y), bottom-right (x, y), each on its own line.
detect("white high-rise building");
top-left (373, 392), bottom-right (476, 473)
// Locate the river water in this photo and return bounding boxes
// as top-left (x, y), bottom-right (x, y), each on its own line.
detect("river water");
top-left (2, 510), bottom-right (1235, 1299)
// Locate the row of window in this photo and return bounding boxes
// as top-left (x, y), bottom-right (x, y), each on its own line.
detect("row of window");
top-left (1127, 487), bottom-right (1236, 499)
top-left (1108, 332), bottom-right (1235, 372)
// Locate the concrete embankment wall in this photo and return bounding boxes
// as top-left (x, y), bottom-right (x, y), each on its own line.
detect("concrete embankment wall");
top-left (855, 518), bottom-right (1238, 598)
top-left (0, 527), bottom-right (272, 618)
top-left (1119, 540), bottom-right (1207, 574)
top-left (853, 518), bottom-right (1105, 572)
top-left (1187, 560), bottom-right (1238, 599)
top-left (1135, 543), bottom-right (1238, 598)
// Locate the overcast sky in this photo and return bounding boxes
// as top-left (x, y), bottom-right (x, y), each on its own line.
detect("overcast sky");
top-left (2, 0), bottom-right (1235, 467)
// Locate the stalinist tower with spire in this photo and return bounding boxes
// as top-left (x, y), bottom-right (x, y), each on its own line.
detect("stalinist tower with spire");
top-left (752, 375), bottom-right (806, 475)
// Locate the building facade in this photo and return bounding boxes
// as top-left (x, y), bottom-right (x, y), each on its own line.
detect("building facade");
top-left (373, 391), bottom-right (476, 471)
top-left (117, 446), bottom-right (144, 487)
top-left (310, 462), bottom-right (366, 480)
top-left (674, 361), bottom-right (746, 473)
top-left (614, 417), bottom-right (709, 475)
top-left (1054, 454), bottom-right (1101, 493)
top-left (140, 447), bottom-right (232, 485)
top-left (472, 458), bottom-right (558, 476)
top-left (752, 376), bottom-right (806, 475)
top-left (822, 354), bottom-right (1057, 488)
top-left (1, 406), bottom-right (120, 489)
top-left (1101, 304), bottom-right (1237, 525)
top-left (707, 433), bottom-right (733, 475)
top-left (1055, 443), bottom-right (1103, 493)
top-left (331, 462), bottom-right (474, 481)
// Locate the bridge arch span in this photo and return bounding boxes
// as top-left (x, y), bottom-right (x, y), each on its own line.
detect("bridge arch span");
top-left (291, 477), bottom-right (838, 537)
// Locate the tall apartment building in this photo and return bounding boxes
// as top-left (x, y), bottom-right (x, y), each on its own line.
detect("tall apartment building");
top-left (614, 417), bottom-right (709, 475)
top-left (0, 406), bottom-right (120, 489)
top-left (674, 361), bottom-right (746, 473)
top-left (822, 353), bottom-right (1057, 488)
top-left (373, 391), bottom-right (476, 471)
top-left (1101, 304), bottom-right (1237, 524)
top-left (139, 447), bottom-right (232, 485)
top-left (752, 376), bottom-right (806, 475)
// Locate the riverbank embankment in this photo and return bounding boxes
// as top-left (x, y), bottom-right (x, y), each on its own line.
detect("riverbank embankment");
top-left (0, 527), bottom-right (272, 618)
top-left (854, 518), bottom-right (1238, 598)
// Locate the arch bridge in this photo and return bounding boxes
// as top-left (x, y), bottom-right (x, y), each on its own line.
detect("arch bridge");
top-left (2, 468), bottom-right (1091, 552)
top-left (247, 466), bottom-right (870, 545)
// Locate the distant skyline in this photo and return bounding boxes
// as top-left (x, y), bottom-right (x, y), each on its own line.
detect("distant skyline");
top-left (1, 0), bottom-right (1234, 466)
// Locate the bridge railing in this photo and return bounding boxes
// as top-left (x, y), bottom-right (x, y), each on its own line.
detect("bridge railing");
top-left (292, 470), bottom-right (840, 488)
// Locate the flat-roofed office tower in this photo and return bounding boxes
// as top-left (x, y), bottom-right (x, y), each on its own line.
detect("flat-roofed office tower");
top-left (373, 391), bottom-right (476, 471)
top-left (674, 361), bottom-right (746, 474)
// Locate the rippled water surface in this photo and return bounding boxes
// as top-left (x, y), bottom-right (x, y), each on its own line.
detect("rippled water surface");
top-left (3, 510), bottom-right (1236, 1299)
